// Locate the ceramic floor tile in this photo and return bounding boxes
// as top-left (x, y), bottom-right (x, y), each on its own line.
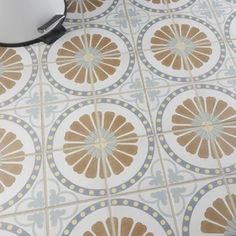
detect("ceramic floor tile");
top-left (48, 200), bottom-right (110, 236)
top-left (94, 94), bottom-right (153, 138)
top-left (0, 153), bottom-right (44, 215)
top-left (110, 190), bottom-right (178, 236)
top-left (0, 210), bottom-right (47, 236)
top-left (172, 177), bottom-right (236, 236)
top-left (194, 81), bottom-right (236, 124)
top-left (44, 99), bottom-right (97, 152)
top-left (84, 21), bottom-right (134, 54)
top-left (90, 51), bottom-right (142, 96)
top-left (225, 10), bottom-right (236, 41)
top-left (157, 133), bottom-right (222, 183)
top-left (46, 149), bottom-right (107, 206)
top-left (2, 0), bottom-right (236, 235)
top-left (66, 0), bottom-right (123, 24)
top-left (148, 84), bottom-right (200, 133)
top-left (0, 108), bottom-right (42, 156)
top-left (41, 24), bottom-right (85, 64)
top-left (128, 0), bottom-right (169, 14)
top-left (0, 47), bottom-right (39, 110)
top-left (41, 61), bottom-right (94, 102)
top-left (104, 136), bottom-right (166, 196)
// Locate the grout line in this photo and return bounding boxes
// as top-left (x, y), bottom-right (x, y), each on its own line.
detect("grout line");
top-left (38, 43), bottom-right (50, 236)
top-left (123, 0), bottom-right (181, 235)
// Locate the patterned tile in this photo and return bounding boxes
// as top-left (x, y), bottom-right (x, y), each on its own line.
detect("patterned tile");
top-left (147, 84), bottom-right (198, 133)
top-left (2, 0), bottom-right (236, 235)
top-left (111, 190), bottom-right (178, 235)
top-left (128, 0), bottom-right (169, 14)
top-left (46, 149), bottom-right (107, 205)
top-left (0, 210), bottom-right (47, 236)
top-left (158, 132), bottom-right (222, 183)
top-left (48, 200), bottom-right (110, 236)
top-left (94, 94), bottom-right (153, 137)
top-left (44, 99), bottom-right (96, 152)
top-left (105, 136), bottom-right (165, 196)
top-left (172, 177), bottom-right (236, 236)
top-left (65, 0), bottom-right (122, 23)
top-left (0, 47), bottom-right (39, 110)
top-left (0, 108), bottom-right (42, 156)
top-left (41, 24), bottom-right (85, 64)
top-left (0, 153), bottom-right (44, 215)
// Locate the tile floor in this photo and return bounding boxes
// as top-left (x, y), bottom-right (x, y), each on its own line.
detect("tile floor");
top-left (1, 0), bottom-right (236, 235)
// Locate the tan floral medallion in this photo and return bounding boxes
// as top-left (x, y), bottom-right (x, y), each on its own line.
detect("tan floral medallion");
top-left (83, 217), bottom-right (154, 236)
top-left (0, 128), bottom-right (25, 193)
top-left (66, 0), bottom-right (104, 13)
top-left (172, 97), bottom-right (236, 158)
top-left (201, 195), bottom-right (236, 235)
top-left (151, 24), bottom-right (212, 70)
top-left (63, 111), bottom-right (138, 179)
top-left (0, 48), bottom-right (23, 95)
top-left (56, 34), bottom-right (121, 84)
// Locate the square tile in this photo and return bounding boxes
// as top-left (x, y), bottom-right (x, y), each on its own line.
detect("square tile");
top-left (157, 134), bottom-right (222, 183)
top-left (84, 21), bottom-right (134, 54)
top-left (90, 51), bottom-right (142, 96)
top-left (172, 177), bottom-right (235, 236)
top-left (48, 200), bottom-right (111, 236)
top-left (148, 84), bottom-right (198, 134)
top-left (167, 0), bottom-right (205, 13)
top-left (0, 153), bottom-right (44, 215)
top-left (46, 148), bottom-right (107, 205)
top-left (94, 94), bottom-right (153, 138)
top-left (104, 136), bottom-right (166, 195)
top-left (0, 46), bottom-right (39, 110)
top-left (44, 99), bottom-right (96, 152)
top-left (40, 24), bottom-right (85, 64)
top-left (0, 108), bottom-right (42, 156)
top-left (0, 210), bottom-right (47, 236)
top-left (110, 190), bottom-right (178, 236)
top-left (128, 0), bottom-right (169, 15)
top-left (107, 1), bottom-right (153, 32)
top-left (41, 62), bottom-right (94, 103)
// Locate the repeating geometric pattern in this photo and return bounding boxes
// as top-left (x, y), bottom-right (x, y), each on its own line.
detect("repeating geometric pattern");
top-left (1, 0), bottom-right (236, 235)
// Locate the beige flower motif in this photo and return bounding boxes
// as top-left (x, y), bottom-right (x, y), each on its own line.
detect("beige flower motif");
top-left (66, 0), bottom-right (104, 13)
top-left (151, 24), bottom-right (212, 70)
top-left (56, 34), bottom-right (121, 84)
top-left (172, 97), bottom-right (236, 158)
top-left (0, 48), bottom-right (23, 95)
top-left (201, 195), bottom-right (236, 235)
top-left (63, 111), bottom-right (138, 179)
top-left (83, 217), bottom-right (154, 236)
top-left (0, 128), bottom-right (25, 193)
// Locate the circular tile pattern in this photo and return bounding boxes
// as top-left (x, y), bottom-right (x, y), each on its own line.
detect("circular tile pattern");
top-left (62, 199), bottom-right (175, 236)
top-left (129, 0), bottom-right (197, 13)
top-left (182, 177), bottom-right (236, 236)
top-left (66, 0), bottom-right (118, 23)
top-left (0, 47), bottom-right (38, 108)
top-left (0, 222), bottom-right (30, 236)
top-left (0, 114), bottom-right (41, 212)
top-left (225, 11), bottom-right (236, 53)
top-left (138, 15), bottom-right (225, 82)
top-left (157, 84), bottom-right (236, 175)
top-left (47, 98), bottom-right (153, 196)
top-left (43, 25), bottom-right (135, 96)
